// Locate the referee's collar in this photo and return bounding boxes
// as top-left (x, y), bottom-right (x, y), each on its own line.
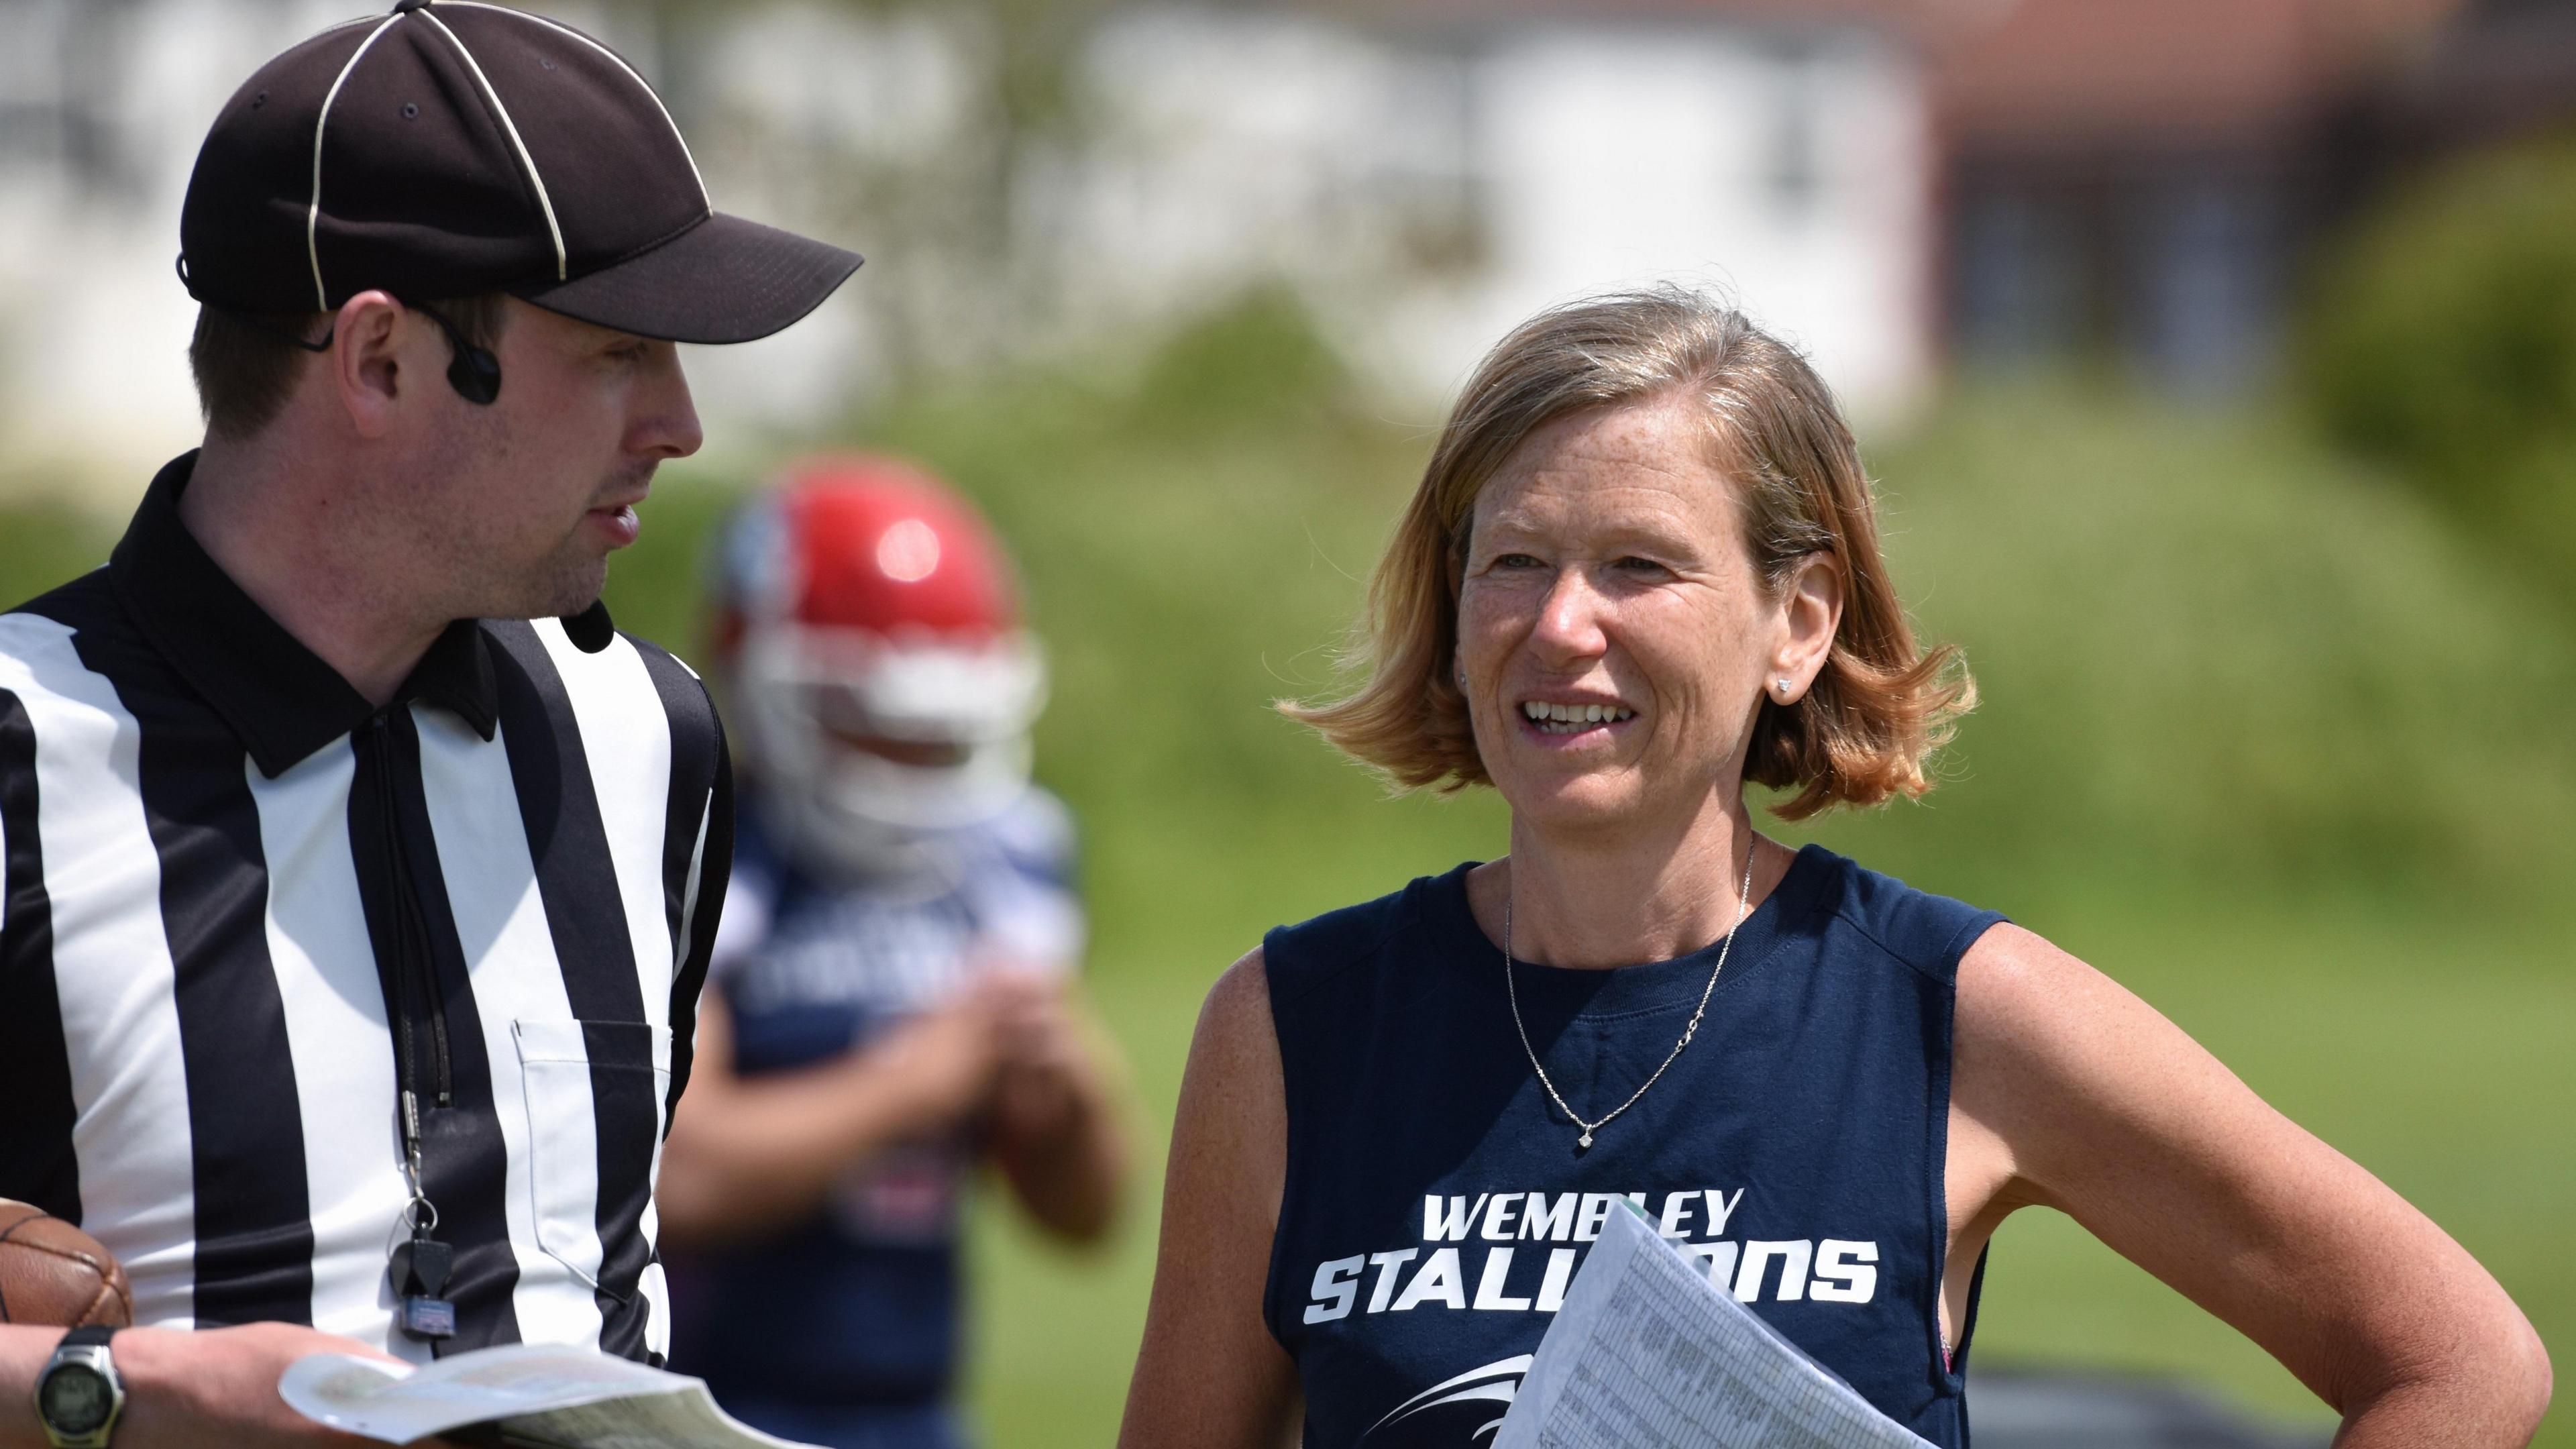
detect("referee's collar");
top-left (111, 451), bottom-right (501, 777)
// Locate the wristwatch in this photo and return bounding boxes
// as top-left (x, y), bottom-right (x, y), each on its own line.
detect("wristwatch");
top-left (32, 1326), bottom-right (123, 1449)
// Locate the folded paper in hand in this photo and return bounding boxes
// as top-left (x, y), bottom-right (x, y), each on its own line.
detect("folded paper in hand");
top-left (1493, 1204), bottom-right (1939, 1449)
top-left (280, 1342), bottom-right (816, 1448)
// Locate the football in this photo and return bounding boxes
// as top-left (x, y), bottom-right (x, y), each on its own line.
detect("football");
top-left (0, 1199), bottom-right (131, 1328)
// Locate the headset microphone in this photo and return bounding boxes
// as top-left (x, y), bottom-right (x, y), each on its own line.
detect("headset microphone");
top-left (409, 304), bottom-right (502, 406)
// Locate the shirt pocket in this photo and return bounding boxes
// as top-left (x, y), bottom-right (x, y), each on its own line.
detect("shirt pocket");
top-left (512, 1018), bottom-right (672, 1289)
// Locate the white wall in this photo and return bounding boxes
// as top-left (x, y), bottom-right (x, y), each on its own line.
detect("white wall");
top-left (1456, 23), bottom-right (1931, 419)
top-left (1060, 9), bottom-right (1934, 420)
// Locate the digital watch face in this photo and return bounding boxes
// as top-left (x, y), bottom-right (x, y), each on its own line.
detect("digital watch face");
top-left (40, 1365), bottom-right (113, 1435)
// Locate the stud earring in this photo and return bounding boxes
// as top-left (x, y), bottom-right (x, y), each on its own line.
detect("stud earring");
top-left (1776, 678), bottom-right (1794, 700)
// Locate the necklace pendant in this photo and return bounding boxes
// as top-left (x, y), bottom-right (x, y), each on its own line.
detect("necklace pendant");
top-left (1577, 1130), bottom-right (1594, 1150)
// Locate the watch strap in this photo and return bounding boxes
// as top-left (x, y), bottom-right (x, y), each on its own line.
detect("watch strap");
top-left (57, 1327), bottom-right (115, 1350)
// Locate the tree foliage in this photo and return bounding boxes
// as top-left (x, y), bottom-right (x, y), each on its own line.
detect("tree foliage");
top-left (2298, 133), bottom-right (2576, 597)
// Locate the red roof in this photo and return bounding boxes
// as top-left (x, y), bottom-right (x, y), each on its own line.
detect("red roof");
top-left (1306, 0), bottom-right (1954, 40)
top-left (1932, 0), bottom-right (2470, 147)
top-left (1299, 0), bottom-right (2473, 146)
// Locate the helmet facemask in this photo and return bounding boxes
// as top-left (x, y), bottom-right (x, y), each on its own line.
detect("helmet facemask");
top-left (734, 623), bottom-right (1048, 882)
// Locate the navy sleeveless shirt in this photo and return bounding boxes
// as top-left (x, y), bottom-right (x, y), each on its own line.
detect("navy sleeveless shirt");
top-left (1260, 845), bottom-right (2005, 1448)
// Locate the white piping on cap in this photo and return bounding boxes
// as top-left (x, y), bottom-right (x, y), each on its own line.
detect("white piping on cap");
top-left (308, 13), bottom-right (407, 311)
top-left (445, 0), bottom-right (710, 214)
top-left (419, 10), bottom-right (566, 282)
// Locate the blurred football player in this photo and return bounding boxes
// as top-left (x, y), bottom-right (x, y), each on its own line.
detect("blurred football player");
top-left (658, 455), bottom-right (1130, 1449)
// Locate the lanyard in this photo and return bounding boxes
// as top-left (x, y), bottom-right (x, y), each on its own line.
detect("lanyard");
top-left (359, 713), bottom-right (459, 1342)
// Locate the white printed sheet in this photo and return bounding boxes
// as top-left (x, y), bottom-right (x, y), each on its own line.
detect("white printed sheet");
top-left (280, 1342), bottom-right (814, 1448)
top-left (1493, 1205), bottom-right (1937, 1449)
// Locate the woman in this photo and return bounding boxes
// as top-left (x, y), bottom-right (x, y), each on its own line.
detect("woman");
top-left (1117, 290), bottom-right (2549, 1448)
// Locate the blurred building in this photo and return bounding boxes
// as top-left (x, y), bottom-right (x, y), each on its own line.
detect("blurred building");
top-left (2372, 0), bottom-right (2576, 156)
top-left (1932, 0), bottom-right (2476, 395)
top-left (3, 0), bottom-right (2573, 488)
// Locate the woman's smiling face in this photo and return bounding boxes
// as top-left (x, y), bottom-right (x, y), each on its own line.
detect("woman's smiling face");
top-left (1456, 395), bottom-right (1782, 835)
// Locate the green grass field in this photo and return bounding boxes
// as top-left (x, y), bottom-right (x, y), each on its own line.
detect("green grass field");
top-left (5, 301), bottom-right (2565, 1443)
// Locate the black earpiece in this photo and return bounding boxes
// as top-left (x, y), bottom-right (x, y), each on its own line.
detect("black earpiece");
top-left (409, 303), bottom-right (502, 406)
top-left (444, 342), bottom-right (502, 406)
top-left (201, 293), bottom-right (500, 405)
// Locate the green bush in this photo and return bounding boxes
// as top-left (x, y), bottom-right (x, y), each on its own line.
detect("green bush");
top-left (1805, 385), bottom-right (2576, 906)
top-left (2297, 133), bottom-right (2576, 594)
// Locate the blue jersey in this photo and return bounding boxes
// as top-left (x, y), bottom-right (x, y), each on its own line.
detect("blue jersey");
top-left (675, 790), bottom-right (1081, 1411)
top-left (1260, 845), bottom-right (2005, 1448)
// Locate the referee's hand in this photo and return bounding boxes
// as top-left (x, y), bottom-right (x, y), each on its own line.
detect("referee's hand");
top-left (69, 1323), bottom-right (464, 1449)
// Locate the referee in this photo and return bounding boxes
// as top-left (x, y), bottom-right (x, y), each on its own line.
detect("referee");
top-left (0, 3), bottom-right (858, 1445)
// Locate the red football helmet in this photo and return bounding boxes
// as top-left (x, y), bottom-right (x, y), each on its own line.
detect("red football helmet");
top-left (713, 454), bottom-right (1046, 877)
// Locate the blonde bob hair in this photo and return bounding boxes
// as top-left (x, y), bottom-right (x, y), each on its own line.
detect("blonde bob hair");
top-left (1283, 287), bottom-right (1970, 820)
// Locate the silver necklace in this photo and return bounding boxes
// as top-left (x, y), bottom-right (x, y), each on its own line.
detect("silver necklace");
top-left (1503, 845), bottom-right (1756, 1151)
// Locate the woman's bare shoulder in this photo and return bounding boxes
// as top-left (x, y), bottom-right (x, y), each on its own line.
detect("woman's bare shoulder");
top-left (1950, 923), bottom-right (2208, 1126)
top-left (1952, 919), bottom-right (2368, 1219)
top-left (1173, 947), bottom-right (1287, 1165)
top-left (1953, 922), bottom-right (2214, 1091)
top-left (1205, 945), bottom-right (1271, 1018)
top-left (1195, 946), bottom-right (1279, 1072)
top-left (1955, 921), bottom-right (2098, 1023)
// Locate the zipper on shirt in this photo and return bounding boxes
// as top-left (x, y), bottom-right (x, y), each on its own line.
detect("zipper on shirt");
top-left (358, 707), bottom-right (465, 1350)
top-left (364, 712), bottom-right (453, 1112)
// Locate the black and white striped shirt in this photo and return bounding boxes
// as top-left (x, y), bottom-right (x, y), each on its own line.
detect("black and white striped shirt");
top-left (0, 451), bottom-right (731, 1365)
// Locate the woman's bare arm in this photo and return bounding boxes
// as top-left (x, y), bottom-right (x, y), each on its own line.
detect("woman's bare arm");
top-left (1951, 924), bottom-right (2551, 1446)
top-left (1118, 949), bottom-right (1301, 1448)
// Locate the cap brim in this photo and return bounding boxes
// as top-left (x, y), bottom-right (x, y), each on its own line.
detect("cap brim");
top-left (513, 212), bottom-right (861, 344)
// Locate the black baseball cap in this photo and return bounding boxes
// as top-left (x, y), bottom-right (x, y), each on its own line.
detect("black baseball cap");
top-left (177, 0), bottom-right (860, 343)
